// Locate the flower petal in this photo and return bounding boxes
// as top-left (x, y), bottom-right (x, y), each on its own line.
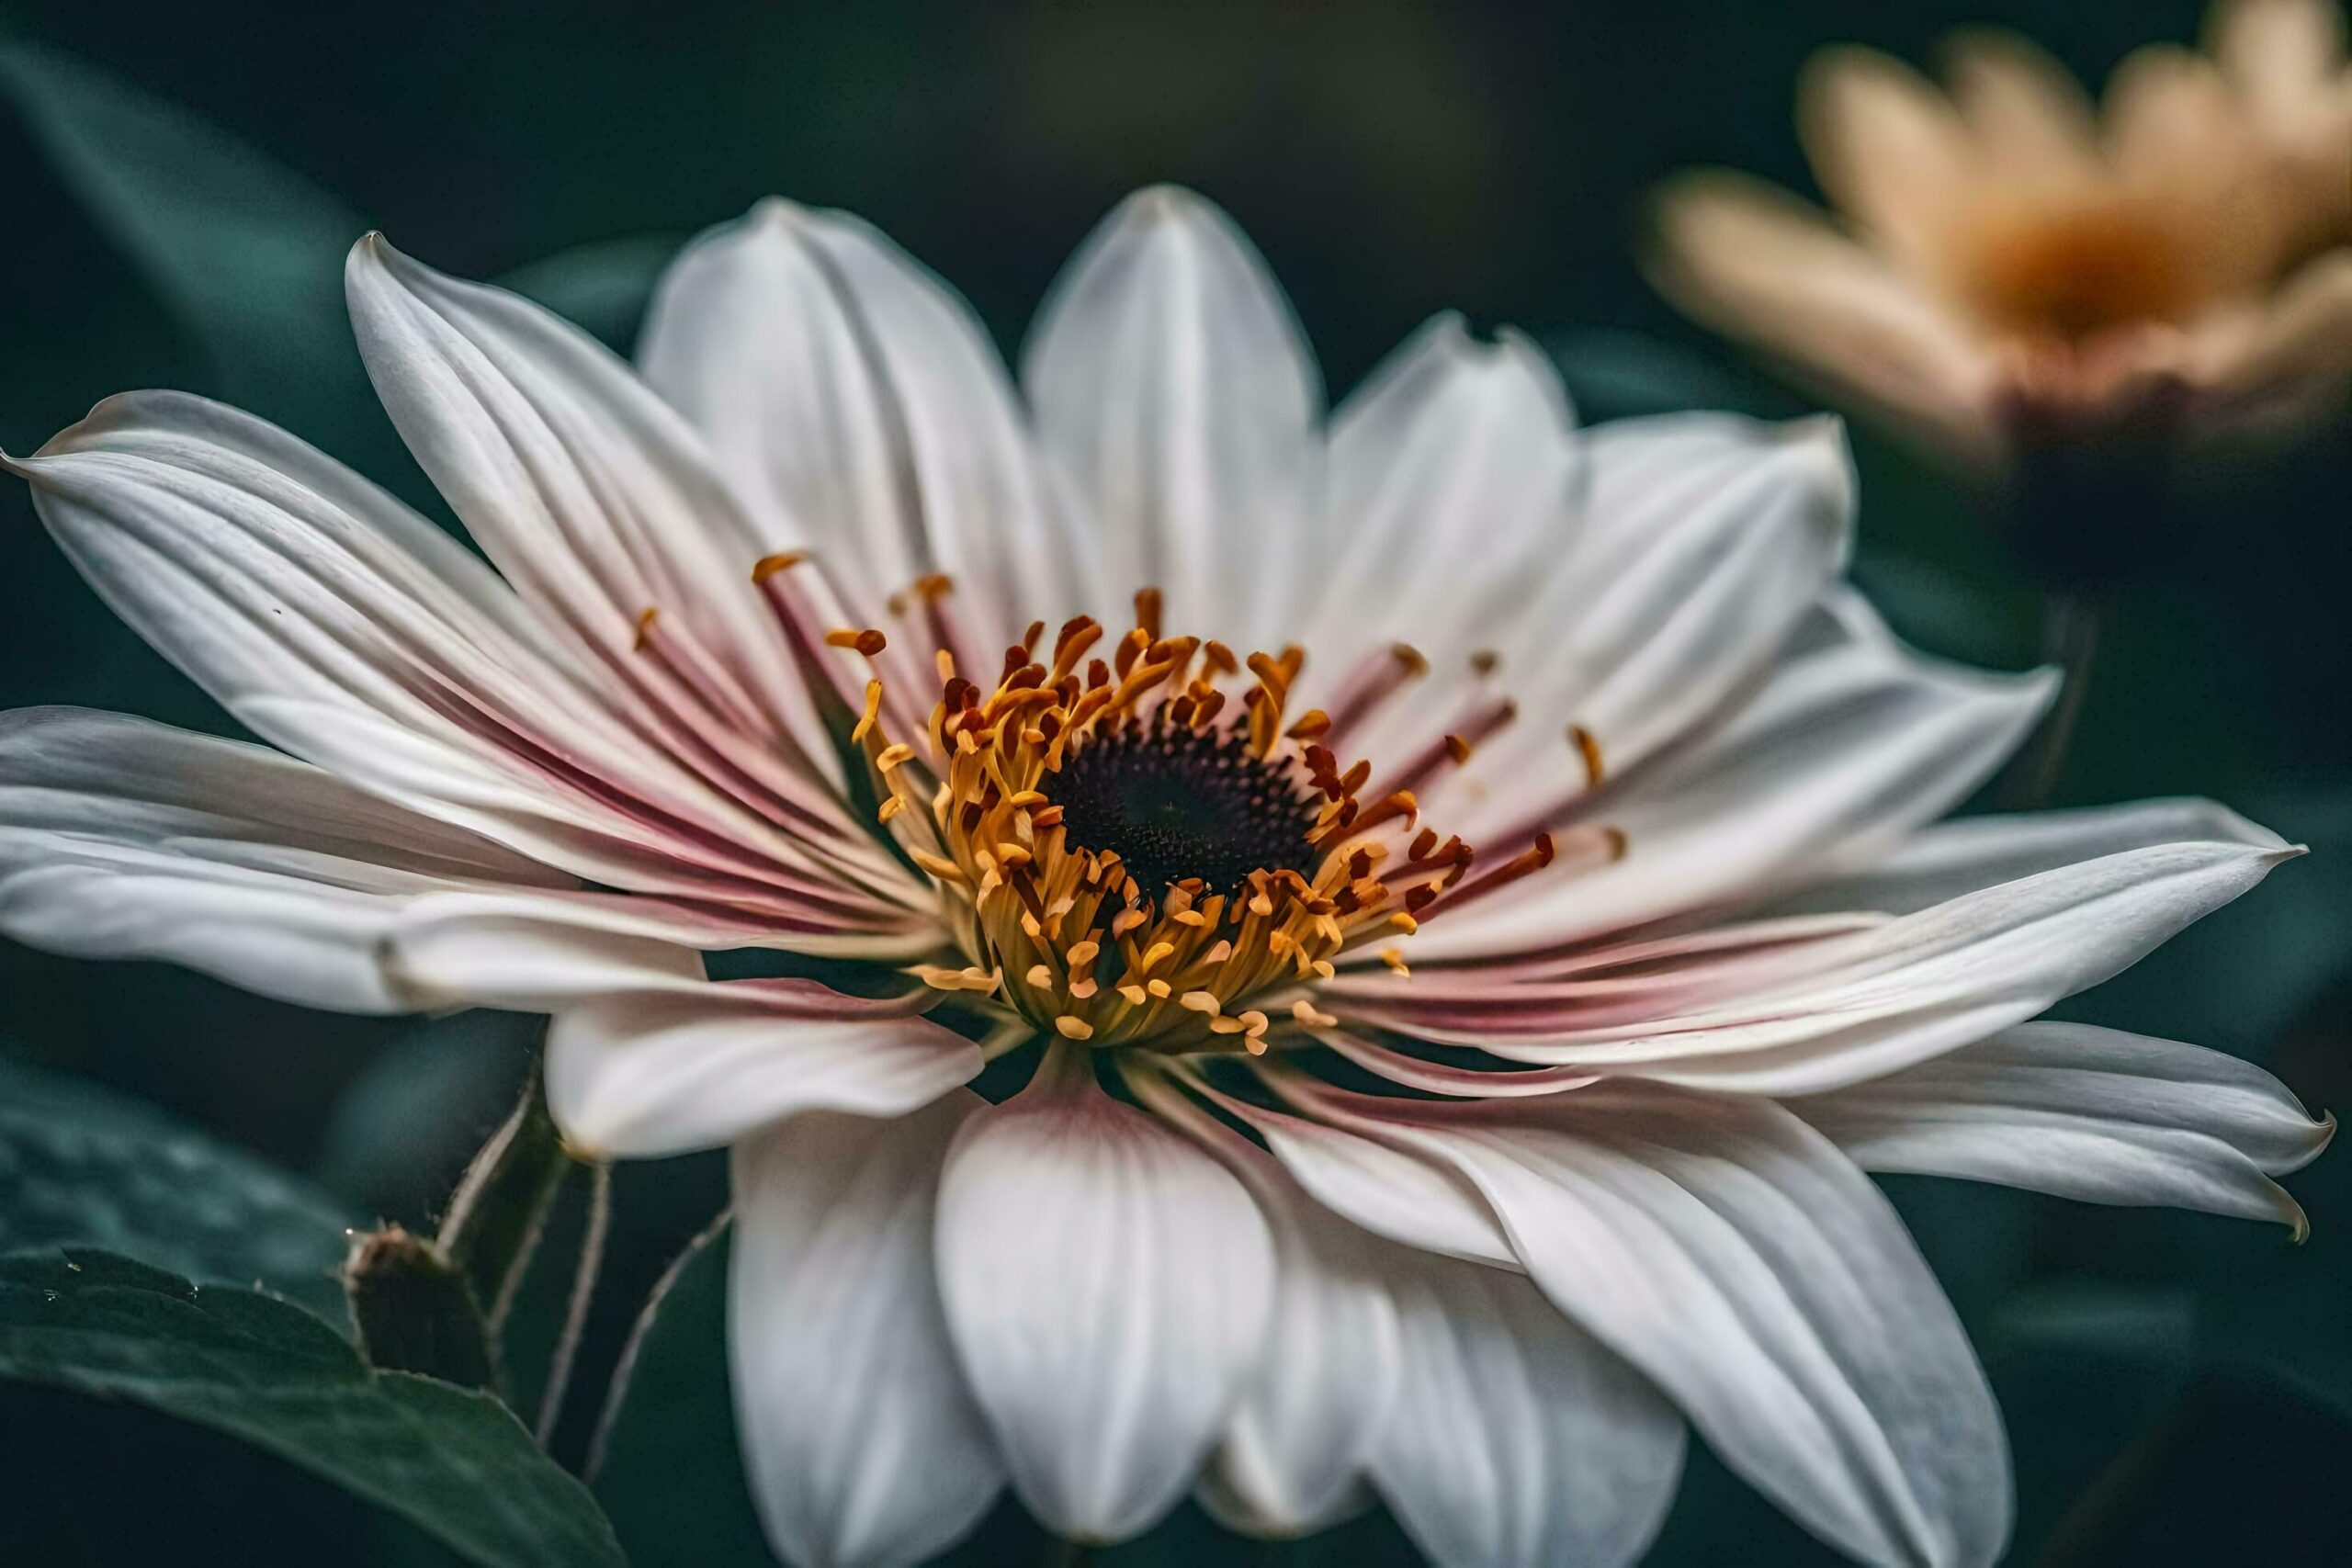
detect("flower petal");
top-left (1943, 31), bottom-right (2099, 176)
top-left (1444, 413), bottom-right (1856, 831)
top-left (2190, 250), bottom-right (2352, 403)
top-left (640, 200), bottom-right (1094, 643)
top-left (1791, 1021), bottom-right (2334, 1234)
top-left (1178, 1072), bottom-right (1520, 1269)
top-left (1296, 1079), bottom-right (2010, 1568)
top-left (1301, 314), bottom-right (1578, 684)
top-left (1415, 592), bottom-right (2055, 960)
top-left (2211, 0), bottom-right (2348, 108)
top-left (1022, 186), bottom-right (1321, 649)
top-left (1796, 46), bottom-right (1973, 271)
top-left (1197, 1179), bottom-right (1399, 1538)
top-left (730, 1094), bottom-right (1004, 1568)
top-left (1759, 797), bottom-right (2284, 918)
top-left (2104, 45), bottom-right (2253, 196)
top-left (1644, 173), bottom-right (1995, 460)
top-left (933, 1043), bottom-right (1273, 1540)
top-left (1370, 1252), bottom-right (1685, 1568)
top-left (1122, 1065), bottom-right (1401, 1538)
top-left (0, 705), bottom-right (581, 1012)
top-left (345, 236), bottom-right (879, 857)
top-left (6, 389), bottom-right (915, 920)
top-left (543, 978), bottom-right (983, 1158)
top-left (1340, 813), bottom-right (2298, 1094)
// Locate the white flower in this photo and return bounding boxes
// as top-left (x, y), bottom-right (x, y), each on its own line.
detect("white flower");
top-left (1646, 0), bottom-right (2352, 468)
top-left (1, 186), bottom-right (2329, 1568)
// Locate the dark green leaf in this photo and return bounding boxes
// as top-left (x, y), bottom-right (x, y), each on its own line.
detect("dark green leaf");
top-left (0, 1248), bottom-right (626, 1568)
top-left (0, 1055), bottom-right (354, 1319)
top-left (0, 41), bottom-right (371, 450)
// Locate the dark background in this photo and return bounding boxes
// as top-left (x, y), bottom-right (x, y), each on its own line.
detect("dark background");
top-left (2, 3), bottom-right (2349, 1564)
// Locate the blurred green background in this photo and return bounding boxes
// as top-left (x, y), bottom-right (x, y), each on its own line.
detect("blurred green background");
top-left (1, 2), bottom-right (2349, 1564)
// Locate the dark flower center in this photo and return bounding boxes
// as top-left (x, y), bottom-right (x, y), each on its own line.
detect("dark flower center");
top-left (1049, 716), bottom-right (1322, 897)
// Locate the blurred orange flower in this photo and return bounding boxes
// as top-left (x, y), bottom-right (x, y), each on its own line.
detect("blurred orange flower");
top-left (1647, 0), bottom-right (2352, 468)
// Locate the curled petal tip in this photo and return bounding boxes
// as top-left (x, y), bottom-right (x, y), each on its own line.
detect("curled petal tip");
top-left (745, 194), bottom-right (810, 230)
top-left (1771, 412), bottom-right (1858, 479)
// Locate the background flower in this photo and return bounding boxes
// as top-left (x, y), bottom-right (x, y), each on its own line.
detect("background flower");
top-left (1645, 0), bottom-right (2352, 470)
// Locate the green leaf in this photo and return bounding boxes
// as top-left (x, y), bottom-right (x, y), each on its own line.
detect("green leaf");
top-left (501, 233), bottom-right (684, 354)
top-left (0, 1248), bottom-right (627, 1568)
top-left (0, 41), bottom-right (372, 451)
top-left (0, 1055), bottom-right (354, 1320)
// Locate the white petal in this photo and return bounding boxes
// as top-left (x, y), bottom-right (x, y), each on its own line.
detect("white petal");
top-left (544, 979), bottom-right (983, 1158)
top-left (1758, 797), bottom-right (2285, 918)
top-left (6, 391), bottom-right (905, 914)
top-left (1447, 413), bottom-right (1857, 829)
top-left (1548, 414), bottom-right (1854, 747)
top-left (383, 879), bottom-right (944, 986)
top-left (933, 1043), bottom-right (1273, 1540)
top-left (1197, 1181), bottom-right (1399, 1538)
top-left (1122, 1066), bottom-right (1401, 1538)
top-left (0, 706), bottom-right (568, 1012)
top-left (0, 706), bottom-right (564, 887)
top-left (1182, 1075), bottom-right (1519, 1269)
top-left (1301, 315), bottom-right (1578, 681)
top-left (345, 236), bottom-right (864, 835)
top-left (730, 1095), bottom-right (1005, 1568)
top-left (1022, 186), bottom-right (1321, 649)
top-left (1347, 820), bottom-right (2298, 1094)
top-left (1419, 592), bottom-right (2055, 960)
top-left (641, 200), bottom-right (1094, 641)
top-left (1326, 1083), bottom-right (2011, 1568)
top-left (1792, 1021), bottom-right (2334, 1234)
top-left (1370, 1253), bottom-right (1685, 1568)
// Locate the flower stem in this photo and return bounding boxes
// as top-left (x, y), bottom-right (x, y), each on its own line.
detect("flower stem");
top-left (2003, 590), bottom-right (2104, 811)
top-left (438, 1057), bottom-right (570, 1334)
top-left (583, 1205), bottom-right (733, 1483)
top-left (537, 1159), bottom-right (613, 1446)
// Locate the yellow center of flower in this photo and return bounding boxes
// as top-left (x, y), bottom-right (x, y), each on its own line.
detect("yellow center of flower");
top-left (1949, 194), bottom-right (2205, 342)
top-left (792, 582), bottom-right (1570, 1054)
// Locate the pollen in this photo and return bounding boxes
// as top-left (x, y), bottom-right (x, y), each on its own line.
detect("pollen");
top-left (826, 590), bottom-right (1577, 1053)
